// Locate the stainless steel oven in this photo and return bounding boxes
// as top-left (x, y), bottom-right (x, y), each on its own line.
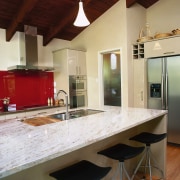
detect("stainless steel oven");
top-left (69, 75), bottom-right (87, 108)
top-left (69, 75), bottom-right (87, 92)
top-left (70, 91), bottom-right (87, 108)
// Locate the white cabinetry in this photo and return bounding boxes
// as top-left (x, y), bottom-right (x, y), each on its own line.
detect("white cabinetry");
top-left (132, 43), bottom-right (144, 59)
top-left (68, 49), bottom-right (86, 75)
top-left (144, 36), bottom-right (180, 58)
top-left (53, 48), bottom-right (86, 75)
top-left (133, 59), bottom-right (147, 108)
top-left (53, 48), bottom-right (86, 99)
top-left (53, 49), bottom-right (69, 98)
top-left (132, 43), bottom-right (147, 108)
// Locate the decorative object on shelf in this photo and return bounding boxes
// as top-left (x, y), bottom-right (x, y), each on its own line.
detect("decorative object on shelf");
top-left (172, 28), bottom-right (180, 35)
top-left (137, 23), bottom-right (153, 42)
top-left (50, 97), bottom-right (54, 106)
top-left (47, 97), bottom-right (50, 106)
top-left (154, 32), bottom-right (172, 39)
top-left (0, 97), bottom-right (10, 112)
top-left (59, 99), bottom-right (64, 106)
top-left (73, 0), bottom-right (90, 27)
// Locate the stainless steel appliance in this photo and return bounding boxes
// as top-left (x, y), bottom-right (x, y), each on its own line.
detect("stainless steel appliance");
top-left (69, 91), bottom-right (87, 108)
top-left (69, 75), bottom-right (87, 108)
top-left (8, 25), bottom-right (54, 71)
top-left (69, 75), bottom-right (87, 91)
top-left (147, 56), bottom-right (180, 144)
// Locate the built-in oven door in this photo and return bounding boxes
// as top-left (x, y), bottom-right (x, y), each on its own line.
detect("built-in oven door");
top-left (69, 76), bottom-right (87, 92)
top-left (70, 91), bottom-right (87, 108)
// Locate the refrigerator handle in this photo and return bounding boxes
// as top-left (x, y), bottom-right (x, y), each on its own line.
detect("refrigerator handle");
top-left (166, 73), bottom-right (168, 110)
top-left (161, 73), bottom-right (165, 109)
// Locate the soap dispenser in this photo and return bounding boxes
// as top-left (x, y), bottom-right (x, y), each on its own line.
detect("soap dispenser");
top-left (47, 98), bottom-right (50, 106)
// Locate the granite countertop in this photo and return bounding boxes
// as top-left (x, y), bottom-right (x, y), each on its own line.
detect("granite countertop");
top-left (0, 106), bottom-right (167, 178)
top-left (0, 105), bottom-right (63, 115)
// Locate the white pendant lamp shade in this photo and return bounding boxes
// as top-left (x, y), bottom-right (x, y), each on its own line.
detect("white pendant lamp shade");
top-left (73, 1), bottom-right (90, 27)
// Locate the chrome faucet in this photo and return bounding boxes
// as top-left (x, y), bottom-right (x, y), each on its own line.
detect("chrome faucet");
top-left (57, 90), bottom-right (69, 120)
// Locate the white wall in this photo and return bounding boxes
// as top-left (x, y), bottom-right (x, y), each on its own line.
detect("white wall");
top-left (71, 0), bottom-right (146, 108)
top-left (38, 36), bottom-right (70, 67)
top-left (71, 0), bottom-right (128, 108)
top-left (0, 29), bottom-right (71, 70)
top-left (126, 4), bottom-right (146, 107)
top-left (146, 0), bottom-right (180, 35)
top-left (0, 29), bottom-right (19, 70)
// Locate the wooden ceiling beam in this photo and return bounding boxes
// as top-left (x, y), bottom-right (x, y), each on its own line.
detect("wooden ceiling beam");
top-left (6, 0), bottom-right (39, 41)
top-left (126, 0), bottom-right (137, 8)
top-left (137, 0), bottom-right (159, 9)
top-left (126, 0), bottom-right (159, 8)
top-left (43, 0), bottom-right (92, 46)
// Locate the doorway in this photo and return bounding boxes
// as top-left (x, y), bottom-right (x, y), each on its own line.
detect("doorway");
top-left (99, 49), bottom-right (121, 106)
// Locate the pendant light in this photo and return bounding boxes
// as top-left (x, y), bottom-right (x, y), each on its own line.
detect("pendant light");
top-left (73, 0), bottom-right (90, 27)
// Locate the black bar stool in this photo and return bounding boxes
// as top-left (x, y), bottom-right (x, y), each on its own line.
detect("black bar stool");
top-left (129, 132), bottom-right (167, 180)
top-left (49, 160), bottom-right (111, 180)
top-left (97, 143), bottom-right (145, 180)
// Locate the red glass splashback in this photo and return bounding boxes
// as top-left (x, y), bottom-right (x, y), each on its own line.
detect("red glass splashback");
top-left (0, 71), bottom-right (54, 111)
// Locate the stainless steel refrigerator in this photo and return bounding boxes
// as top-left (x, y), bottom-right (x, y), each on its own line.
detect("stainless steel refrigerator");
top-left (147, 55), bottom-right (180, 145)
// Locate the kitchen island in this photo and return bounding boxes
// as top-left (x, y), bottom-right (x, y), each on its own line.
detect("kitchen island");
top-left (0, 106), bottom-right (167, 180)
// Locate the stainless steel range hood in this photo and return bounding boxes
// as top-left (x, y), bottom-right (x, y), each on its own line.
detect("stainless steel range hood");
top-left (8, 26), bottom-right (54, 71)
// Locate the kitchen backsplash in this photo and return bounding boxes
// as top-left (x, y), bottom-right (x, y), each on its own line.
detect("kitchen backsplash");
top-left (0, 70), bottom-right (54, 111)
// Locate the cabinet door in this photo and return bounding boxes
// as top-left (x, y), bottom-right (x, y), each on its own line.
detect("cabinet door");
top-left (133, 59), bottom-right (147, 108)
top-left (68, 50), bottom-right (86, 75)
top-left (53, 49), bottom-right (69, 97)
top-left (144, 36), bottom-right (180, 58)
top-left (68, 49), bottom-right (78, 75)
top-left (53, 49), bottom-right (68, 74)
top-left (77, 51), bottom-right (86, 75)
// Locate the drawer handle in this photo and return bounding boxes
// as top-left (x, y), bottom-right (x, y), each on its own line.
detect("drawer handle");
top-left (163, 52), bottom-right (175, 55)
top-left (141, 91), bottom-right (143, 101)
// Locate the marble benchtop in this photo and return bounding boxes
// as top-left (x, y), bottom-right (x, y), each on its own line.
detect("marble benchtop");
top-left (0, 106), bottom-right (167, 178)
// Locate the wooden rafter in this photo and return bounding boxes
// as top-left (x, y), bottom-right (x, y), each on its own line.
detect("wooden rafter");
top-left (43, 0), bottom-right (92, 46)
top-left (0, 0), bottom-right (159, 45)
top-left (126, 0), bottom-right (137, 8)
top-left (126, 0), bottom-right (159, 8)
top-left (6, 0), bottom-right (38, 41)
top-left (137, 0), bottom-right (159, 9)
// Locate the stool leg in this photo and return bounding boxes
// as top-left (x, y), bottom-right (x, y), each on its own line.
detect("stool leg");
top-left (113, 162), bottom-right (131, 180)
top-left (131, 150), bottom-right (147, 180)
top-left (148, 147), bottom-right (165, 179)
top-left (147, 146), bottom-right (152, 180)
top-left (112, 163), bottom-right (119, 180)
top-left (121, 162), bottom-right (131, 180)
top-left (131, 146), bottom-right (165, 180)
top-left (120, 162), bottom-right (123, 180)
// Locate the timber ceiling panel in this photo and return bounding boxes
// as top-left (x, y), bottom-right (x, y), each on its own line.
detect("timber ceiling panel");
top-left (0, 0), bottom-right (158, 46)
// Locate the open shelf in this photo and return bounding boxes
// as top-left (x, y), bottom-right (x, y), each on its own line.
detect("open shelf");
top-left (132, 43), bottom-right (144, 59)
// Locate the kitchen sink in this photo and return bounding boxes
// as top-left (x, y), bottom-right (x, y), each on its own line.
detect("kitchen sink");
top-left (19, 109), bottom-right (103, 126)
top-left (20, 116), bottom-right (61, 126)
top-left (50, 109), bottom-right (104, 120)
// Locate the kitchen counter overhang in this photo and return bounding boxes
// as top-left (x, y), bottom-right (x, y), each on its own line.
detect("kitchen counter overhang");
top-left (0, 106), bottom-right (167, 178)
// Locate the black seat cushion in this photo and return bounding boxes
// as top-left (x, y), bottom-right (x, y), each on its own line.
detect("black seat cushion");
top-left (49, 160), bottom-right (111, 180)
top-left (129, 132), bottom-right (167, 145)
top-left (98, 144), bottom-right (144, 162)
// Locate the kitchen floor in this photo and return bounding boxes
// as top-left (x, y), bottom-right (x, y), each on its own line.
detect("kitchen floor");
top-left (133, 143), bottom-right (180, 180)
top-left (166, 143), bottom-right (180, 180)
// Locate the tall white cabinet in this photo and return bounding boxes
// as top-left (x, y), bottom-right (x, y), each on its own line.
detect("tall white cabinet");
top-left (133, 43), bottom-right (147, 108)
top-left (133, 58), bottom-right (147, 108)
top-left (53, 48), bottom-right (86, 98)
top-left (67, 49), bottom-right (87, 75)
